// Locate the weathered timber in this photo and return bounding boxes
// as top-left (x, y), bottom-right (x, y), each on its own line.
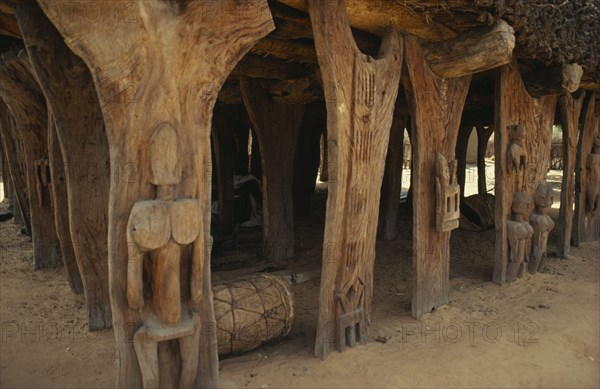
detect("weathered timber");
top-left (36, 1), bottom-right (274, 387)
top-left (493, 60), bottom-right (558, 285)
top-left (293, 101), bottom-right (326, 218)
top-left (241, 77), bottom-right (305, 261)
top-left (422, 20), bottom-right (515, 78)
top-left (557, 91), bottom-right (585, 258)
top-left (573, 93), bottom-right (600, 244)
top-left (17, 3), bottom-right (112, 330)
top-left (378, 113), bottom-right (406, 240)
top-left (0, 99), bottom-right (30, 231)
top-left (476, 125), bottom-right (494, 194)
top-left (231, 54), bottom-right (312, 80)
top-left (455, 125), bottom-right (474, 200)
top-left (47, 111), bottom-right (83, 294)
top-left (309, 0), bottom-right (403, 358)
top-left (524, 64), bottom-right (584, 99)
top-left (319, 127), bottom-right (328, 182)
top-left (403, 35), bottom-right (471, 318)
top-left (0, 51), bottom-right (62, 268)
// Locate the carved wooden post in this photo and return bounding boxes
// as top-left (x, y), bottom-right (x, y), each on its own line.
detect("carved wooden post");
top-left (308, 0), bottom-right (402, 358)
top-left (378, 112), bottom-right (405, 240)
top-left (493, 61), bottom-right (558, 285)
top-left (455, 125), bottom-right (473, 199)
top-left (557, 92), bottom-right (585, 257)
top-left (0, 51), bottom-right (62, 269)
top-left (241, 78), bottom-right (305, 261)
top-left (573, 93), bottom-right (600, 244)
top-left (47, 112), bottom-right (84, 293)
top-left (0, 100), bottom-right (30, 232)
top-left (529, 182), bottom-right (555, 273)
top-left (293, 101), bottom-right (326, 218)
top-left (17, 3), bottom-right (113, 329)
top-left (476, 125), bottom-right (494, 194)
top-left (403, 35), bottom-right (470, 318)
top-left (36, 1), bottom-right (274, 387)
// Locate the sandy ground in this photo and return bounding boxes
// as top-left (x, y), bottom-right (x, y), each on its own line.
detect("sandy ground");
top-left (1, 167), bottom-right (599, 389)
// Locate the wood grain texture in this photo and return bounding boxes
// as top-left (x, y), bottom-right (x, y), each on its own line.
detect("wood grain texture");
top-left (557, 92), bottom-right (585, 258)
top-left (0, 50), bottom-right (62, 269)
top-left (17, 3), bottom-right (112, 330)
top-left (0, 99), bottom-right (30, 232)
top-left (241, 77), bottom-right (305, 261)
top-left (36, 1), bottom-right (274, 387)
top-left (403, 35), bottom-right (471, 319)
top-left (493, 60), bottom-right (558, 285)
top-left (308, 0), bottom-right (403, 358)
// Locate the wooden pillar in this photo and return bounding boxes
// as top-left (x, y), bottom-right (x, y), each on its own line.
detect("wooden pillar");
top-left (36, 1), bottom-right (274, 387)
top-left (493, 60), bottom-right (558, 285)
top-left (378, 113), bottom-right (405, 240)
top-left (456, 125), bottom-right (473, 200)
top-left (47, 111), bottom-right (84, 294)
top-left (0, 101), bottom-right (30, 231)
top-left (476, 125), bottom-right (494, 194)
top-left (17, 4), bottom-right (112, 330)
top-left (1, 142), bottom-right (9, 201)
top-left (556, 91), bottom-right (585, 257)
top-left (212, 105), bottom-right (238, 237)
top-left (403, 36), bottom-right (471, 319)
top-left (0, 51), bottom-right (62, 269)
top-left (293, 101), bottom-right (326, 218)
top-left (309, 0), bottom-right (402, 358)
top-left (573, 93), bottom-right (600, 244)
top-left (241, 78), bottom-right (305, 261)
top-left (319, 127), bottom-right (329, 182)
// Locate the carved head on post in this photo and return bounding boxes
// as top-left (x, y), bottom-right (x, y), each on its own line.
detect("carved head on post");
top-left (533, 182), bottom-right (554, 214)
top-left (511, 191), bottom-right (532, 222)
top-left (592, 133), bottom-right (600, 154)
top-left (510, 124), bottom-right (526, 145)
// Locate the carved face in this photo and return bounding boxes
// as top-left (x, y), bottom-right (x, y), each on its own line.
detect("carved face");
top-left (534, 183), bottom-right (554, 208)
top-left (593, 134), bottom-right (600, 150)
top-left (511, 191), bottom-right (532, 216)
top-left (512, 124), bottom-right (526, 142)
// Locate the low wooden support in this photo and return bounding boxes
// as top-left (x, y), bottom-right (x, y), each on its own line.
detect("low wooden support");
top-left (422, 20), bottom-right (515, 79)
top-left (573, 93), bottom-right (600, 244)
top-left (308, 0), bottom-right (403, 358)
top-left (293, 101), bottom-right (326, 218)
top-left (241, 78), bottom-right (305, 261)
top-left (17, 4), bottom-right (113, 330)
top-left (0, 51), bottom-right (62, 269)
top-left (378, 113), bottom-right (406, 240)
top-left (557, 92), bottom-right (585, 257)
top-left (37, 0), bottom-right (274, 387)
top-left (524, 64), bottom-right (583, 98)
top-left (403, 35), bottom-right (471, 318)
top-left (493, 60), bottom-right (558, 285)
top-left (0, 100), bottom-right (30, 232)
top-left (47, 113), bottom-right (83, 294)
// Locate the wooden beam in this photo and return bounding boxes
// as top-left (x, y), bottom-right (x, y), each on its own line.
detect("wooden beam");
top-left (524, 64), bottom-right (584, 98)
top-left (231, 54), bottom-right (312, 80)
top-left (36, 0), bottom-right (274, 387)
top-left (403, 35), bottom-right (471, 319)
top-left (0, 50), bottom-right (62, 269)
top-left (556, 91), bottom-right (585, 258)
top-left (17, 3), bottom-right (113, 330)
top-left (422, 20), bottom-right (514, 78)
top-left (493, 60), bottom-right (558, 285)
top-left (308, 0), bottom-right (403, 358)
top-left (241, 77), bottom-right (305, 261)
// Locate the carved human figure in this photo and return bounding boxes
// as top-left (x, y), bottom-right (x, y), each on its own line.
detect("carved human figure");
top-left (126, 124), bottom-right (202, 389)
top-left (435, 152), bottom-right (460, 232)
top-left (585, 134), bottom-right (600, 214)
top-left (529, 183), bottom-right (555, 274)
top-left (506, 191), bottom-right (533, 281)
top-left (507, 124), bottom-right (527, 191)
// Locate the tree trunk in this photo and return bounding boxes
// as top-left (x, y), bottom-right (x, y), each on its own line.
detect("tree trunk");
top-left (403, 35), bottom-right (471, 319)
top-left (309, 0), bottom-right (403, 358)
top-left (493, 60), bottom-right (558, 285)
top-left (17, 4), bottom-right (113, 330)
top-left (556, 92), bottom-right (585, 257)
top-left (0, 51), bottom-right (62, 269)
top-left (378, 113), bottom-right (405, 240)
top-left (47, 111), bottom-right (84, 294)
top-left (36, 1), bottom-right (274, 387)
top-left (241, 77), bottom-right (305, 261)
